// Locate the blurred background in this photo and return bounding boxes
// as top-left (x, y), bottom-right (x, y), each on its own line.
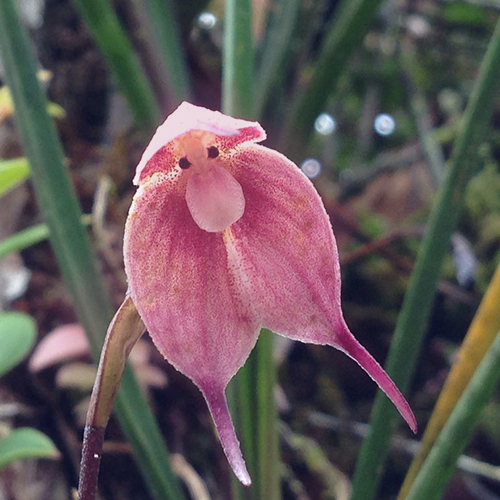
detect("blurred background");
top-left (0, 0), bottom-right (500, 499)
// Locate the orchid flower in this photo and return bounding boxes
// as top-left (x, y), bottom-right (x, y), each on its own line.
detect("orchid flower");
top-left (123, 102), bottom-right (416, 486)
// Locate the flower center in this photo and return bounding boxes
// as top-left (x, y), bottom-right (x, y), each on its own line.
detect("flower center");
top-left (177, 134), bottom-right (219, 175)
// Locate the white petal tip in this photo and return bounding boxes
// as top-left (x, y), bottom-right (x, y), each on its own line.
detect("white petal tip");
top-left (232, 459), bottom-right (252, 485)
top-left (238, 470), bottom-right (252, 486)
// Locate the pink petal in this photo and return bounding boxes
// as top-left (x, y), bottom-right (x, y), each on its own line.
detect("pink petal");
top-left (125, 103), bottom-right (417, 484)
top-left (186, 166), bottom-right (245, 232)
top-left (202, 384), bottom-right (251, 486)
top-left (29, 323), bottom-right (90, 372)
top-left (124, 183), bottom-right (259, 387)
top-left (225, 145), bottom-right (417, 432)
top-left (124, 172), bottom-right (260, 477)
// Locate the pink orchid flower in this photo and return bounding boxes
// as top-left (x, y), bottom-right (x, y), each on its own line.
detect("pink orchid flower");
top-left (123, 102), bottom-right (416, 486)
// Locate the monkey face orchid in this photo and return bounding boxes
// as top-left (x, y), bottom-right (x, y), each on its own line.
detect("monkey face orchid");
top-left (123, 102), bottom-right (416, 486)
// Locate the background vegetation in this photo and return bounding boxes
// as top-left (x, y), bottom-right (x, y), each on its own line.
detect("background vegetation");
top-left (0, 0), bottom-right (500, 499)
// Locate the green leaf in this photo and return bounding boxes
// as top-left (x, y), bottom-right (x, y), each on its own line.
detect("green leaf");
top-left (0, 215), bottom-right (92, 260)
top-left (0, 428), bottom-right (59, 468)
top-left (71, 0), bottom-right (160, 130)
top-left (0, 157), bottom-right (30, 197)
top-left (351, 14), bottom-right (500, 500)
top-left (0, 312), bottom-right (37, 378)
top-left (0, 1), bottom-right (184, 497)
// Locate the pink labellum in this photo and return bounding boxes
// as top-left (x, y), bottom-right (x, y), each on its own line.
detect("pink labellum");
top-left (186, 165), bottom-right (245, 232)
top-left (124, 102), bottom-right (416, 486)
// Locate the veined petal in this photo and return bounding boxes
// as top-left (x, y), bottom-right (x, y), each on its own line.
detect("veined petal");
top-left (224, 145), bottom-right (417, 433)
top-left (124, 173), bottom-right (259, 480)
top-left (124, 176), bottom-right (259, 387)
top-left (186, 166), bottom-right (245, 232)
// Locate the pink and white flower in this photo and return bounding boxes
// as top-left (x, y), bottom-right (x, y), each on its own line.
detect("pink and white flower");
top-left (123, 102), bottom-right (416, 486)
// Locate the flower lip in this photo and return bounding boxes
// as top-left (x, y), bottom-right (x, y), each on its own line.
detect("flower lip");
top-left (133, 101), bottom-right (266, 185)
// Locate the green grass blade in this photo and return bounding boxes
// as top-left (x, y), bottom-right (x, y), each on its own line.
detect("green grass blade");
top-left (282, 0), bottom-right (385, 160)
top-left (223, 0), bottom-right (255, 118)
top-left (0, 2), bottom-right (184, 498)
top-left (223, 2), bottom-right (281, 499)
top-left (71, 0), bottom-right (160, 130)
top-left (223, 1), bottom-right (257, 495)
top-left (406, 330), bottom-right (500, 500)
top-left (0, 216), bottom-right (92, 260)
top-left (256, 330), bottom-right (280, 500)
top-left (137, 0), bottom-right (190, 105)
top-left (398, 262), bottom-right (500, 499)
top-left (254, 0), bottom-right (301, 119)
top-left (350, 14), bottom-right (500, 500)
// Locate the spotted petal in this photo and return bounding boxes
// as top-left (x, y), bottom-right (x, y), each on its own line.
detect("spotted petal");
top-left (225, 144), bottom-right (416, 432)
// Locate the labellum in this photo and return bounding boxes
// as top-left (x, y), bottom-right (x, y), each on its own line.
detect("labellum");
top-left (124, 102), bottom-right (416, 486)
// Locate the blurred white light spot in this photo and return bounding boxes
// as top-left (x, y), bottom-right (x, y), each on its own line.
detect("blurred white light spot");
top-left (406, 15), bottom-right (431, 38)
top-left (314, 113), bottom-right (336, 135)
top-left (301, 158), bottom-right (322, 179)
top-left (374, 113), bottom-right (395, 136)
top-left (198, 12), bottom-right (217, 30)
top-left (0, 257), bottom-right (31, 303)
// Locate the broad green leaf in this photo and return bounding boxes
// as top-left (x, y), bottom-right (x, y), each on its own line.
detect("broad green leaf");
top-left (0, 158), bottom-right (30, 197)
top-left (0, 312), bottom-right (37, 377)
top-left (0, 428), bottom-right (59, 468)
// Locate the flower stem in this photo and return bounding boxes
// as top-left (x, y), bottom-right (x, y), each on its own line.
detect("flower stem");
top-left (78, 297), bottom-right (146, 499)
top-left (78, 426), bottom-right (105, 500)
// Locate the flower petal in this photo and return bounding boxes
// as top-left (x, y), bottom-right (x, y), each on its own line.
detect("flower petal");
top-left (202, 384), bottom-right (251, 486)
top-left (224, 144), bottom-right (417, 432)
top-left (186, 166), bottom-right (245, 232)
top-left (124, 177), bottom-right (259, 387)
top-left (124, 173), bottom-right (259, 479)
top-left (125, 103), bottom-right (416, 486)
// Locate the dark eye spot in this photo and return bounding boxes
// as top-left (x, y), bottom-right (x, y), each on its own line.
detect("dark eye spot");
top-left (179, 157), bottom-right (191, 169)
top-left (207, 146), bottom-right (219, 159)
